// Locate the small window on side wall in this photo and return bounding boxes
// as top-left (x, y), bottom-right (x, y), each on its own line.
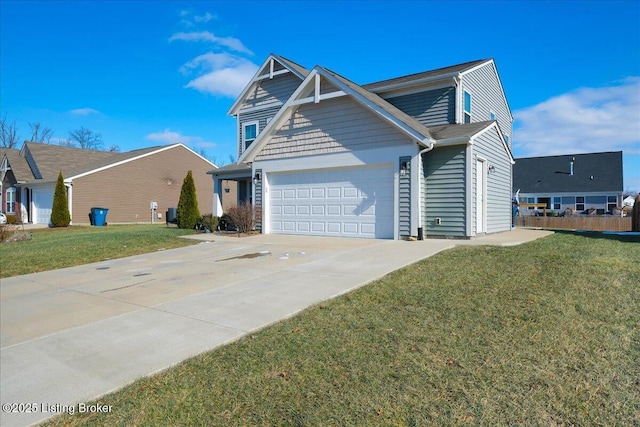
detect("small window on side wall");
top-left (576, 196), bottom-right (585, 212)
top-left (463, 90), bottom-right (472, 123)
top-left (242, 121), bottom-right (259, 150)
top-left (489, 110), bottom-right (496, 121)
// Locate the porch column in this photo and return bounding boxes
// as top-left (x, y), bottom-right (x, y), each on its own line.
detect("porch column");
top-left (213, 177), bottom-right (223, 216)
top-left (66, 183), bottom-right (73, 225)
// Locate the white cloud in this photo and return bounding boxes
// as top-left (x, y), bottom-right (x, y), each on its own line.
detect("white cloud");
top-left (180, 53), bottom-right (258, 97)
top-left (513, 77), bottom-right (640, 157)
top-left (170, 10), bottom-right (257, 99)
top-left (169, 31), bottom-right (253, 55)
top-left (70, 107), bottom-right (100, 116)
top-left (194, 12), bottom-right (216, 23)
top-left (146, 129), bottom-right (216, 149)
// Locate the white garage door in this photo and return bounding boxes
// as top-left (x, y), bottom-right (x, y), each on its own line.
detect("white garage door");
top-left (269, 165), bottom-right (394, 239)
top-left (32, 188), bottom-right (54, 225)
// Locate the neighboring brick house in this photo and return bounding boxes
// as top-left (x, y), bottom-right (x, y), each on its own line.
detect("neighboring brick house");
top-left (1, 142), bottom-right (222, 225)
top-left (211, 54), bottom-right (514, 239)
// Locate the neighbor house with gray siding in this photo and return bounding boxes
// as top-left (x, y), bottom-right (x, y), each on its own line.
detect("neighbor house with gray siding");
top-left (513, 151), bottom-right (623, 215)
top-left (210, 54), bottom-right (514, 239)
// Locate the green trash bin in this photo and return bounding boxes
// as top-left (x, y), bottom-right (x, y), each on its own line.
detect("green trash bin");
top-left (91, 207), bottom-right (109, 226)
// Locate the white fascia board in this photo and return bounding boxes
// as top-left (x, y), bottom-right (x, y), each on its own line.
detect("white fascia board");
top-left (227, 55), bottom-right (278, 116)
top-left (433, 137), bottom-right (471, 147)
top-left (68, 144), bottom-right (215, 181)
top-left (239, 69), bottom-right (320, 163)
top-left (459, 59), bottom-right (513, 122)
top-left (469, 122), bottom-right (515, 164)
top-left (313, 67), bottom-right (432, 145)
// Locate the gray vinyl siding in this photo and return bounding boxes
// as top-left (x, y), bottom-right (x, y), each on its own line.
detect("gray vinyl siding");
top-left (472, 127), bottom-right (512, 234)
top-left (461, 63), bottom-right (513, 148)
top-left (399, 156), bottom-right (411, 237)
top-left (238, 105), bottom-right (282, 158)
top-left (254, 168), bottom-right (262, 231)
top-left (423, 146), bottom-right (467, 237)
top-left (420, 154), bottom-right (428, 232)
top-left (385, 87), bottom-right (455, 126)
top-left (240, 73), bottom-right (302, 110)
top-left (255, 97), bottom-right (414, 161)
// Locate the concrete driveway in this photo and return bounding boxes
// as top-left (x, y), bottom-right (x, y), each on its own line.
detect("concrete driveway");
top-left (0, 229), bottom-right (551, 427)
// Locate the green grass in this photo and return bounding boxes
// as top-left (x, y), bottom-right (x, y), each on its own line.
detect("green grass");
top-left (0, 224), bottom-right (199, 278)
top-left (43, 232), bottom-right (640, 426)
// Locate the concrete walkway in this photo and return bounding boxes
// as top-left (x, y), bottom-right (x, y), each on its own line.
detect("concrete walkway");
top-left (0, 229), bottom-right (551, 426)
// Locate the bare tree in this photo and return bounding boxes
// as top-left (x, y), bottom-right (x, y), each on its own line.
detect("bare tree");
top-left (29, 122), bottom-right (54, 143)
top-left (68, 127), bottom-right (103, 150)
top-left (58, 138), bottom-right (77, 148)
top-left (1, 114), bottom-right (21, 148)
top-left (107, 144), bottom-right (120, 152)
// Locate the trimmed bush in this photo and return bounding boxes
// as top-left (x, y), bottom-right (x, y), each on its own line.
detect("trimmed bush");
top-left (51, 171), bottom-right (71, 227)
top-left (176, 170), bottom-right (200, 229)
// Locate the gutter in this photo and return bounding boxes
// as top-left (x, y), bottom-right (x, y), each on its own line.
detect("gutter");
top-left (417, 139), bottom-right (436, 239)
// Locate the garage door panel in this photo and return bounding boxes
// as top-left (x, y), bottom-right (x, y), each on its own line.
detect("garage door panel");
top-left (269, 165), bottom-right (394, 239)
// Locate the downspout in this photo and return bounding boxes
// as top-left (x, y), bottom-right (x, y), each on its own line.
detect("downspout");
top-left (417, 138), bottom-right (436, 240)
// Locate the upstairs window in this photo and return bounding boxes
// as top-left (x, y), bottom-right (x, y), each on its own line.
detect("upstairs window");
top-left (5, 187), bottom-right (16, 213)
top-left (489, 110), bottom-right (496, 120)
top-left (242, 121), bottom-right (259, 150)
top-left (504, 135), bottom-right (510, 145)
top-left (463, 90), bottom-right (472, 123)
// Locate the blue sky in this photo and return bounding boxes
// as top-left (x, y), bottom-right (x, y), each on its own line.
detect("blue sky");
top-left (2, 1), bottom-right (639, 192)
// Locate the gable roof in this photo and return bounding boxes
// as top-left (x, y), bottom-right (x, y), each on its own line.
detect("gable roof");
top-left (9, 142), bottom-right (215, 184)
top-left (227, 53), bottom-right (310, 116)
top-left (363, 59), bottom-right (490, 92)
top-left (238, 65), bottom-right (437, 163)
top-left (513, 151), bottom-right (623, 193)
top-left (1, 148), bottom-right (33, 182)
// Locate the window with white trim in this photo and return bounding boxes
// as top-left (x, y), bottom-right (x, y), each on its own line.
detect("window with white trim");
top-left (607, 195), bottom-right (617, 212)
top-left (242, 121), bottom-right (259, 150)
top-left (527, 197), bottom-right (535, 210)
top-left (553, 197), bottom-right (561, 210)
top-left (576, 196), bottom-right (585, 212)
top-left (463, 90), bottom-right (472, 123)
top-left (5, 187), bottom-right (16, 213)
top-left (489, 110), bottom-right (496, 120)
top-left (504, 135), bottom-right (510, 145)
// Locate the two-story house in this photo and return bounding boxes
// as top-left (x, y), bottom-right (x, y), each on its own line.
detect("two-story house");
top-left (209, 54), bottom-right (514, 239)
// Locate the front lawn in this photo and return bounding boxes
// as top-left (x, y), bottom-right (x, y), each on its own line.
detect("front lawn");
top-left (0, 224), bottom-right (199, 278)
top-left (40, 231), bottom-right (640, 426)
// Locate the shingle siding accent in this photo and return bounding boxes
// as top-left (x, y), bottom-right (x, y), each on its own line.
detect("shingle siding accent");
top-left (423, 146), bottom-right (467, 237)
top-left (255, 97), bottom-right (414, 161)
top-left (385, 87), bottom-right (455, 126)
top-left (462, 63), bottom-right (513, 146)
top-left (472, 128), bottom-right (512, 234)
top-left (72, 146), bottom-right (214, 224)
top-left (399, 156), bottom-right (411, 236)
top-left (240, 73), bottom-right (302, 110)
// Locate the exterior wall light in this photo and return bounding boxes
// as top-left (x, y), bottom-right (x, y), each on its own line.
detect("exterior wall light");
top-left (488, 165), bottom-right (496, 174)
top-left (253, 172), bottom-right (261, 185)
top-left (400, 161), bottom-right (410, 177)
